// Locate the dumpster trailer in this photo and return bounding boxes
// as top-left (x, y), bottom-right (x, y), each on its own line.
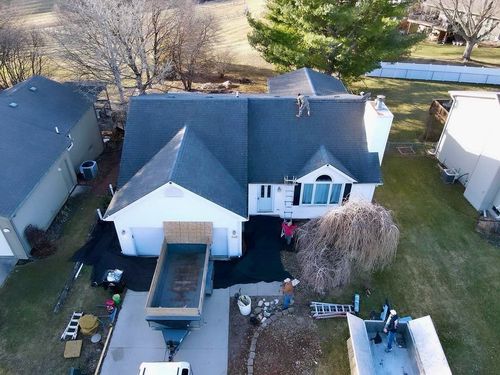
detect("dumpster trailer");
top-left (145, 222), bottom-right (214, 360)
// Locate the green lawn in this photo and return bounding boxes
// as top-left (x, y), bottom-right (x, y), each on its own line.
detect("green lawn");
top-left (0, 194), bottom-right (109, 375)
top-left (410, 41), bottom-right (500, 67)
top-left (316, 155), bottom-right (500, 375)
top-left (351, 77), bottom-right (496, 142)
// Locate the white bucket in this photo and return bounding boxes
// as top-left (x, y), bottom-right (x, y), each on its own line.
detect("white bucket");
top-left (237, 295), bottom-right (252, 316)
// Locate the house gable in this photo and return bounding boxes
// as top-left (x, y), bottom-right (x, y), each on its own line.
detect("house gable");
top-left (297, 165), bottom-right (357, 184)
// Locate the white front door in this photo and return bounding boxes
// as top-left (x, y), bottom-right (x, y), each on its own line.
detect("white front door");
top-left (212, 228), bottom-right (228, 257)
top-left (0, 231), bottom-right (13, 256)
top-left (257, 184), bottom-right (273, 212)
top-left (131, 227), bottom-right (164, 256)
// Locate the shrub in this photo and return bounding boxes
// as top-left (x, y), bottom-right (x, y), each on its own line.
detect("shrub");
top-left (24, 225), bottom-right (56, 257)
top-left (295, 200), bottom-right (399, 294)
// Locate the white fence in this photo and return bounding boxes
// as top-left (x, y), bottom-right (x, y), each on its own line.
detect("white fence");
top-left (366, 62), bottom-right (500, 85)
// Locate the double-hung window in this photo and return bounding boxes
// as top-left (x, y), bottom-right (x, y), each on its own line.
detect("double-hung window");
top-left (301, 175), bottom-right (343, 205)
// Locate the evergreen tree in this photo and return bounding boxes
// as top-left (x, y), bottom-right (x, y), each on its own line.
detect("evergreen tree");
top-left (248, 0), bottom-right (423, 81)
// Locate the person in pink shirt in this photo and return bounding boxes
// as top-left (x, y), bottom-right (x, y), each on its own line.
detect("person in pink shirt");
top-left (281, 220), bottom-right (297, 246)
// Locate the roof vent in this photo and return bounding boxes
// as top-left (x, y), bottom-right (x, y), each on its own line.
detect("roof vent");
top-left (375, 95), bottom-right (386, 110)
top-left (29, 86), bottom-right (38, 92)
top-left (9, 102), bottom-right (18, 108)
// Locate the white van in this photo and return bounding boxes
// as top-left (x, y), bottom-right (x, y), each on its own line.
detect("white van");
top-left (138, 362), bottom-right (192, 375)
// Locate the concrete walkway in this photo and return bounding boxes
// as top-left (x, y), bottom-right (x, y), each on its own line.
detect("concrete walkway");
top-left (0, 258), bottom-right (16, 287)
top-left (101, 281), bottom-right (281, 375)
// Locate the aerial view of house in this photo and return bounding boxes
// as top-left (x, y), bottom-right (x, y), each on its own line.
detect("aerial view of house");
top-left (103, 68), bottom-right (392, 258)
top-left (0, 1), bottom-right (499, 375)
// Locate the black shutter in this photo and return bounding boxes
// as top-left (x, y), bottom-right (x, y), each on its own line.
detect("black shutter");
top-left (293, 183), bottom-right (301, 206)
top-left (343, 183), bottom-right (352, 202)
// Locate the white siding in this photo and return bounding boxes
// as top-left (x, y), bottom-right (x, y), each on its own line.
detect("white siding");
top-left (105, 182), bottom-right (245, 258)
top-left (437, 92), bottom-right (500, 210)
top-left (0, 231), bottom-right (13, 257)
top-left (363, 101), bottom-right (394, 164)
top-left (248, 165), bottom-right (378, 219)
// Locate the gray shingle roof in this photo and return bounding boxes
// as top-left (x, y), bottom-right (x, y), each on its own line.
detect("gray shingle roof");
top-left (106, 126), bottom-right (247, 218)
top-left (298, 145), bottom-right (357, 180)
top-left (268, 68), bottom-right (347, 96)
top-left (247, 96), bottom-right (381, 184)
top-left (109, 70), bottom-right (382, 218)
top-left (0, 76), bottom-right (95, 217)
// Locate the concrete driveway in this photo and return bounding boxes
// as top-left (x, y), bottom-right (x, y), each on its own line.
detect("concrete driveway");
top-left (101, 282), bottom-right (280, 375)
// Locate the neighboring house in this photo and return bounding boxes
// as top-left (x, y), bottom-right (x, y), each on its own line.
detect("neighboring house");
top-left (406, 0), bottom-right (500, 43)
top-left (0, 76), bottom-right (104, 259)
top-left (436, 91), bottom-right (500, 216)
top-left (104, 68), bottom-right (393, 259)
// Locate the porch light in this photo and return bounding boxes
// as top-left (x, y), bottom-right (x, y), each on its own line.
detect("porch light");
top-left (277, 187), bottom-right (282, 192)
top-left (2, 228), bottom-right (10, 233)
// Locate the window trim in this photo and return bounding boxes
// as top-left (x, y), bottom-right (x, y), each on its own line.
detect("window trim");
top-left (300, 182), bottom-right (345, 206)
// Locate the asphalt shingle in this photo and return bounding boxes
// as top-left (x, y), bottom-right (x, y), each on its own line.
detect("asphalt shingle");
top-left (0, 76), bottom-right (96, 217)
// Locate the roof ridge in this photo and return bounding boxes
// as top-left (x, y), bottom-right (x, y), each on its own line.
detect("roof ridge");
top-left (303, 68), bottom-right (317, 96)
top-left (170, 126), bottom-right (188, 181)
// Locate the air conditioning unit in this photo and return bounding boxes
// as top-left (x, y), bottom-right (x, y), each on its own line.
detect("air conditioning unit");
top-left (490, 205), bottom-right (500, 220)
top-left (440, 168), bottom-right (459, 184)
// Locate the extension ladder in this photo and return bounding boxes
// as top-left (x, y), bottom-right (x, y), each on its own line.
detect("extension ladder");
top-left (60, 311), bottom-right (83, 340)
top-left (310, 302), bottom-right (355, 319)
top-left (283, 176), bottom-right (296, 220)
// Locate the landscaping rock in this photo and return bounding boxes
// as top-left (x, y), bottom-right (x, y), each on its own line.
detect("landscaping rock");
top-left (247, 365), bottom-right (253, 374)
top-left (249, 351), bottom-right (256, 359)
top-left (258, 300), bottom-right (264, 307)
top-left (288, 307), bottom-right (295, 314)
top-left (264, 302), bottom-right (270, 307)
top-left (254, 307), bottom-right (262, 314)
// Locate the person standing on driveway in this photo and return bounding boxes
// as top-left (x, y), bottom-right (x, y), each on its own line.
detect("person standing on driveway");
top-left (281, 278), bottom-right (294, 310)
top-left (384, 309), bottom-right (399, 352)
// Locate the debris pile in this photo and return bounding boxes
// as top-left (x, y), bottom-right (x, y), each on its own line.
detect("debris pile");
top-left (249, 297), bottom-right (294, 324)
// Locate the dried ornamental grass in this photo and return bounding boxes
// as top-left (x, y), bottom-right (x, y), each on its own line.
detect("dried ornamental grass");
top-left (295, 200), bottom-right (399, 294)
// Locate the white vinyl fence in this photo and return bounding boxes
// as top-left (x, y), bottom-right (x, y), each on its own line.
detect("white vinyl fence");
top-left (367, 62), bottom-right (500, 85)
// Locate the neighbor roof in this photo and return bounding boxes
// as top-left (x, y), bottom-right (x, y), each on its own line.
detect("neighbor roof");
top-left (268, 67), bottom-right (347, 96)
top-left (106, 126), bottom-right (247, 218)
top-left (0, 76), bottom-right (96, 217)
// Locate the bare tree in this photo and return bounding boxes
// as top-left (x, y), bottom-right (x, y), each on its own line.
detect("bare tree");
top-left (213, 49), bottom-right (235, 79)
top-left (295, 200), bottom-right (399, 294)
top-left (0, 9), bottom-right (46, 89)
top-left (438, 0), bottom-right (500, 61)
top-left (55, 0), bottom-right (173, 104)
top-left (166, 0), bottom-right (218, 90)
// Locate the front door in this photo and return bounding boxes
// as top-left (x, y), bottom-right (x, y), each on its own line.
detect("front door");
top-left (257, 184), bottom-right (273, 212)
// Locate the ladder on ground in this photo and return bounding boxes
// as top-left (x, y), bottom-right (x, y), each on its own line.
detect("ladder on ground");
top-left (60, 311), bottom-right (83, 340)
top-left (283, 176), bottom-right (296, 221)
top-left (310, 302), bottom-right (355, 319)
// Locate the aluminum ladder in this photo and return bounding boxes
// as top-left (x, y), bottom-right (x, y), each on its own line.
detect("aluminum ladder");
top-left (310, 302), bottom-right (355, 319)
top-left (60, 311), bottom-right (83, 340)
top-left (283, 176), bottom-right (296, 221)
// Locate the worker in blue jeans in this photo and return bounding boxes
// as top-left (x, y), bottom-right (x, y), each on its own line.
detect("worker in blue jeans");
top-left (384, 309), bottom-right (399, 352)
top-left (281, 278), bottom-right (294, 310)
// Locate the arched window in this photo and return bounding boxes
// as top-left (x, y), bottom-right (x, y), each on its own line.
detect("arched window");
top-left (316, 175), bottom-right (332, 181)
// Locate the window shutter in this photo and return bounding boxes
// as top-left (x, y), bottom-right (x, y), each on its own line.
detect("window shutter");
top-left (343, 183), bottom-right (352, 202)
top-left (293, 183), bottom-right (301, 206)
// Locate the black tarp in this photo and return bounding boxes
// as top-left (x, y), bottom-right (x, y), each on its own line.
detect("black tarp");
top-left (73, 217), bottom-right (291, 291)
top-left (72, 221), bottom-right (156, 291)
top-left (213, 216), bottom-right (291, 289)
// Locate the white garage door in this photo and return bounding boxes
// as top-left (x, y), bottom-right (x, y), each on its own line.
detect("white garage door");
top-left (131, 227), bottom-right (164, 256)
top-left (0, 231), bottom-right (14, 257)
top-left (211, 228), bottom-right (228, 257)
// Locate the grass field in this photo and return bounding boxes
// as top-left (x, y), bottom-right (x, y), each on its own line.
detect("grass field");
top-left (410, 41), bottom-right (500, 67)
top-left (316, 155), bottom-right (500, 375)
top-left (0, 194), bottom-right (109, 375)
top-left (351, 77), bottom-right (497, 142)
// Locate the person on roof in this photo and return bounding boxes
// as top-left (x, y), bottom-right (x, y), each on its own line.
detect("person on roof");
top-left (296, 93), bottom-right (310, 117)
top-left (384, 309), bottom-right (399, 352)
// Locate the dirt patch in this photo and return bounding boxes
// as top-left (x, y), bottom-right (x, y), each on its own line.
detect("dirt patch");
top-left (228, 283), bottom-right (322, 374)
top-left (254, 313), bottom-right (321, 375)
top-left (229, 297), bottom-right (255, 375)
